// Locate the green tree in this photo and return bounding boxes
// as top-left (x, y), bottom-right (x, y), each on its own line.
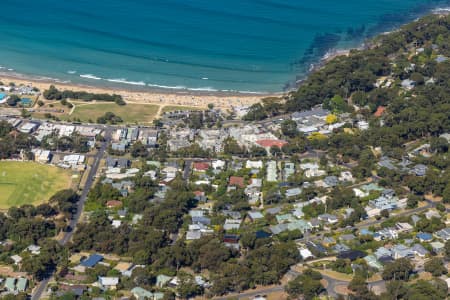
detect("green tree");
top-left (424, 258), bottom-right (447, 277)
top-left (281, 120), bottom-right (299, 138)
top-left (382, 258), bottom-right (413, 281)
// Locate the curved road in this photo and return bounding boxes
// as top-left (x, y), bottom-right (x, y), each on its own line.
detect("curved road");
top-left (31, 126), bottom-right (112, 300)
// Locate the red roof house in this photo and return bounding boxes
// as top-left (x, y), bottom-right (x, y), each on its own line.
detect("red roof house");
top-left (374, 106), bottom-right (386, 117)
top-left (256, 139), bottom-right (288, 148)
top-left (229, 176), bottom-right (245, 188)
top-left (193, 162), bottom-right (210, 172)
top-left (106, 200), bottom-right (123, 208)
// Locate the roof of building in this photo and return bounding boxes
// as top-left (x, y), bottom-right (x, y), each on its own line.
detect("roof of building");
top-left (416, 232), bottom-right (433, 241)
top-left (5, 278), bottom-right (15, 291)
top-left (16, 278), bottom-right (27, 291)
top-left (248, 211), bottom-right (264, 220)
top-left (99, 277), bottom-right (119, 286)
top-left (229, 176), bottom-right (245, 188)
top-left (256, 139), bottom-right (288, 148)
top-left (131, 287), bottom-right (155, 299)
top-left (114, 262), bottom-right (133, 272)
top-left (338, 250), bottom-right (366, 261)
top-left (80, 254), bottom-right (103, 268)
top-left (193, 162), bottom-right (210, 171)
top-left (106, 200), bottom-right (123, 208)
top-left (374, 106), bottom-right (386, 117)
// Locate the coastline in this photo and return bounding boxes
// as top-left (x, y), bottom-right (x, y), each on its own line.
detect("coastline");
top-left (0, 73), bottom-right (274, 110)
top-left (1, 5), bottom-right (449, 109)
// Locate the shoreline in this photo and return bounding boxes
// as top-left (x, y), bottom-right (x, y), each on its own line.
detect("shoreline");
top-left (0, 73), bottom-right (277, 110)
top-left (1, 7), bottom-right (448, 109)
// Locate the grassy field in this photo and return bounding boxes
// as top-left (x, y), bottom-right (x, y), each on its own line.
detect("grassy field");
top-left (0, 161), bottom-right (72, 209)
top-left (70, 103), bottom-right (159, 124)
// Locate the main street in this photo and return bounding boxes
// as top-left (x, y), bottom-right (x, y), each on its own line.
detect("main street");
top-left (31, 126), bottom-right (113, 300)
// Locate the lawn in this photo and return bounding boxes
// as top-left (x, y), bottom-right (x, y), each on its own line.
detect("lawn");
top-left (0, 161), bottom-right (72, 209)
top-left (70, 103), bottom-right (159, 124)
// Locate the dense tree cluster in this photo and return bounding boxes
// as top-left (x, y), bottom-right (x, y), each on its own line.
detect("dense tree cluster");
top-left (96, 111), bottom-right (123, 124)
top-left (43, 85), bottom-right (125, 105)
top-left (0, 121), bottom-right (39, 159)
top-left (41, 132), bottom-right (90, 153)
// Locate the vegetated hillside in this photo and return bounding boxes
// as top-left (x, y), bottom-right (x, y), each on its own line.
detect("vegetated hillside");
top-left (286, 13), bottom-right (450, 113)
top-left (247, 14), bottom-right (450, 142)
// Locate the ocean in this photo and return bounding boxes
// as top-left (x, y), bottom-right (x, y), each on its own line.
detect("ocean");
top-left (0, 0), bottom-right (449, 93)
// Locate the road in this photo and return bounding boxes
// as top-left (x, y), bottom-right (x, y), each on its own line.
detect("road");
top-left (31, 126), bottom-right (112, 300)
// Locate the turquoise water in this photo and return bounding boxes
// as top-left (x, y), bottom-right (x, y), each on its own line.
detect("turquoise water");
top-left (0, 0), bottom-right (449, 93)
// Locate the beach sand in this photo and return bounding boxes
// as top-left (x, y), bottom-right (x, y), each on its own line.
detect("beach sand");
top-left (0, 75), bottom-right (276, 110)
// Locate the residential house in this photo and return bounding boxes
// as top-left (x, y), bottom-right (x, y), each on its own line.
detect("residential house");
top-left (434, 227), bottom-right (450, 241)
top-left (246, 160), bottom-right (263, 169)
top-left (283, 162), bottom-right (295, 180)
top-left (80, 254), bottom-right (103, 268)
top-left (375, 228), bottom-right (398, 240)
top-left (223, 219), bottom-right (241, 231)
top-left (392, 245), bottom-right (414, 259)
top-left (339, 171), bottom-right (354, 183)
top-left (10, 255), bottom-right (22, 265)
top-left (300, 162), bottom-right (326, 178)
top-left (248, 211), bottom-right (264, 221)
top-left (266, 160), bottom-right (278, 182)
top-left (430, 241), bottom-right (445, 254)
top-left (285, 187), bottom-right (302, 198)
top-left (425, 210), bottom-right (441, 220)
top-left (323, 176), bottom-right (339, 188)
top-left (229, 176), bottom-right (245, 188)
top-left (131, 287), bottom-right (154, 300)
top-left (106, 157), bottom-right (130, 169)
top-left (364, 255), bottom-right (383, 270)
top-left (339, 234), bottom-right (356, 243)
top-left (395, 222), bottom-right (413, 233)
top-left (114, 262), bottom-right (134, 277)
top-left (193, 161), bottom-right (210, 172)
top-left (98, 277), bottom-right (119, 290)
top-left (416, 232), bottom-right (433, 242)
top-left (223, 234), bottom-right (240, 250)
top-left (412, 164), bottom-right (428, 176)
top-left (299, 248), bottom-right (314, 260)
top-left (156, 275), bottom-right (172, 288)
top-left (212, 159), bottom-right (226, 170)
top-left (411, 244), bottom-right (429, 257)
top-left (4, 278), bottom-right (16, 292)
top-left (318, 213), bottom-right (338, 225)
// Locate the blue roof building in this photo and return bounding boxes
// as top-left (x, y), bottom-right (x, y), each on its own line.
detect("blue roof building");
top-left (80, 254), bottom-right (103, 268)
top-left (416, 232), bottom-right (433, 242)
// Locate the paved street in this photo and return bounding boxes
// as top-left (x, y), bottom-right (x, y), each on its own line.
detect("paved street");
top-left (31, 126), bottom-right (112, 300)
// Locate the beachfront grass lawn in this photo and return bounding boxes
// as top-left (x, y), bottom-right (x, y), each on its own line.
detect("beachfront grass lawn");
top-left (70, 103), bottom-right (159, 124)
top-left (161, 105), bottom-right (204, 114)
top-left (0, 161), bottom-right (72, 209)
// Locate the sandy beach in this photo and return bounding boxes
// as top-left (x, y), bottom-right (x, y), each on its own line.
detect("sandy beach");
top-left (0, 74), bottom-right (277, 110)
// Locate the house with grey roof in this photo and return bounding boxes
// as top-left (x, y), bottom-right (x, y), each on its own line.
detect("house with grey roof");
top-left (411, 244), bottom-right (428, 257)
top-left (269, 223), bottom-right (289, 235)
top-left (285, 187), bottom-right (302, 198)
top-left (364, 255), bottom-right (383, 270)
top-left (248, 211), bottom-right (264, 221)
top-left (392, 244), bottom-right (414, 259)
top-left (223, 219), bottom-right (241, 231)
top-left (434, 227), bottom-right (450, 241)
top-left (318, 213), bottom-right (338, 224)
top-left (412, 164), bottom-right (428, 176)
top-left (323, 176), bottom-right (339, 188)
top-left (339, 234), bottom-right (356, 243)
